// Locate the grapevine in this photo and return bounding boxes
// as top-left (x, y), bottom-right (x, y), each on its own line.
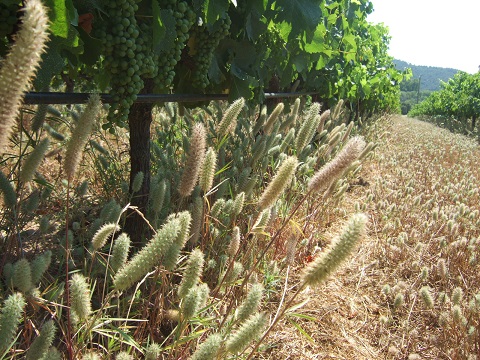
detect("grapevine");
top-left (189, 14), bottom-right (231, 90)
top-left (93, 0), bottom-right (144, 130)
top-left (154, 0), bottom-right (196, 91)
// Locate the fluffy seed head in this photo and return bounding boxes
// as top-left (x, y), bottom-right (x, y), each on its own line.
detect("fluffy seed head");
top-left (162, 211), bottom-right (192, 270)
top-left (258, 156), bottom-right (298, 210)
top-left (0, 293), bottom-right (26, 353)
top-left (210, 198), bottom-right (226, 219)
top-left (308, 136), bottom-right (366, 193)
top-left (20, 138), bottom-right (50, 183)
top-left (30, 250), bottom-right (52, 284)
top-left (199, 147), bottom-right (217, 193)
top-left (191, 333), bottom-right (223, 360)
top-left (0, 0), bottom-right (50, 151)
top-left (26, 320), bottom-right (56, 360)
top-left (290, 98), bottom-right (301, 126)
top-left (252, 106), bottom-right (267, 135)
top-left (145, 343), bottom-right (161, 360)
top-left (150, 178), bottom-right (166, 215)
top-left (452, 304), bottom-right (463, 324)
top-left (189, 196), bottom-right (204, 245)
top-left (226, 312), bottom-right (267, 354)
top-left (263, 102), bottom-right (284, 134)
top-left (13, 258), bottom-right (33, 293)
top-left (0, 171), bottom-right (17, 208)
top-left (280, 128), bottom-right (295, 153)
top-left (113, 214), bottom-right (183, 291)
top-left (64, 94), bottom-right (102, 180)
top-left (217, 98), bottom-right (245, 137)
top-left (178, 248), bottom-right (205, 299)
top-left (394, 293), bottom-right (404, 310)
top-left (236, 283), bottom-right (264, 322)
top-left (131, 171), bottom-right (144, 194)
top-left (91, 223), bottom-right (119, 251)
top-left (419, 286), bottom-right (434, 309)
top-left (179, 123), bottom-right (207, 197)
top-left (295, 104), bottom-right (322, 152)
top-left (232, 192), bottom-right (245, 216)
top-left (452, 287), bottom-right (464, 305)
top-left (70, 273), bottom-right (92, 321)
top-left (110, 233), bottom-right (131, 273)
top-left (228, 226), bottom-right (241, 257)
top-left (251, 209), bottom-right (271, 234)
top-left (317, 109), bottom-right (330, 133)
top-left (301, 213), bottom-right (367, 287)
top-left (181, 286), bottom-right (202, 320)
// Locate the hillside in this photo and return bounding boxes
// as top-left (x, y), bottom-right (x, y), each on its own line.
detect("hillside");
top-left (394, 59), bottom-right (460, 91)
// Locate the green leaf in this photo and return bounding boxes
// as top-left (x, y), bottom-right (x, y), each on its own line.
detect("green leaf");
top-left (152, 0), bottom-right (164, 49)
top-left (44, 0), bottom-right (70, 38)
top-left (78, 28), bottom-right (102, 65)
top-left (208, 54), bottom-right (225, 84)
top-left (229, 75), bottom-right (253, 101)
top-left (274, 0), bottom-right (322, 38)
top-left (327, 13), bottom-right (337, 25)
top-left (277, 21), bottom-right (292, 42)
top-left (287, 318), bottom-right (316, 343)
top-left (156, 9), bottom-right (177, 54)
top-left (304, 23), bottom-right (326, 54)
top-left (315, 52), bottom-right (331, 70)
top-left (292, 54), bottom-right (308, 73)
top-left (246, 12), bottom-right (267, 41)
top-left (342, 33), bottom-right (357, 49)
top-left (205, 0), bottom-right (230, 25)
top-left (34, 41), bottom-right (65, 91)
top-left (95, 69), bottom-right (112, 92)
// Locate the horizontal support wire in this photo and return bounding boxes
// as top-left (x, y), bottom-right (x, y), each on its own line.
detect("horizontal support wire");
top-left (23, 92), bottom-right (317, 105)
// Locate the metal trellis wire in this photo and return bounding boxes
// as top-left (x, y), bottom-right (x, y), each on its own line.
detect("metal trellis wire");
top-left (23, 92), bottom-right (317, 105)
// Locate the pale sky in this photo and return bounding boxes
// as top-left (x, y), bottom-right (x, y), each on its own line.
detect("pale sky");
top-left (367, 0), bottom-right (480, 74)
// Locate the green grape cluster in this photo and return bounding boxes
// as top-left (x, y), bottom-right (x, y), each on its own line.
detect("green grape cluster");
top-left (0, 3), bottom-right (19, 39)
top-left (93, 0), bottom-right (144, 129)
top-left (260, 26), bottom-right (284, 62)
top-left (137, 20), bottom-right (158, 79)
top-left (154, 0), bottom-right (195, 91)
top-left (190, 15), bottom-right (231, 90)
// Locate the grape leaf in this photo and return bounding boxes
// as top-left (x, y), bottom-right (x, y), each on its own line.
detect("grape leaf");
top-left (42, 0), bottom-right (78, 37)
top-left (205, 0), bottom-right (230, 25)
top-left (229, 75), bottom-right (253, 101)
top-left (155, 9), bottom-right (177, 54)
top-left (273, 0), bottom-right (322, 38)
top-left (34, 42), bottom-right (64, 91)
top-left (292, 54), bottom-right (308, 73)
top-left (303, 23), bottom-right (326, 54)
top-left (78, 27), bottom-right (103, 65)
top-left (152, 0), bottom-right (164, 49)
top-left (246, 11), bottom-right (267, 41)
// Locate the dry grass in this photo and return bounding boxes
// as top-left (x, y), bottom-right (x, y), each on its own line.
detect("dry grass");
top-left (265, 115), bottom-right (480, 359)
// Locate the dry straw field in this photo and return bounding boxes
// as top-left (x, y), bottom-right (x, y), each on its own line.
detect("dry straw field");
top-left (266, 115), bottom-right (480, 359)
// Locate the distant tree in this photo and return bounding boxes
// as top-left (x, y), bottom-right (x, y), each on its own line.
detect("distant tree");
top-left (409, 72), bottom-right (480, 131)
